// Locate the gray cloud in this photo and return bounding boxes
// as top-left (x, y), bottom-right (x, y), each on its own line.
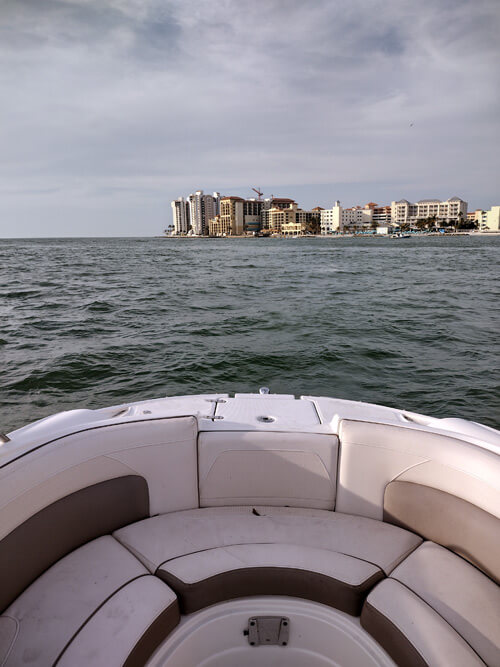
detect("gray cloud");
top-left (0, 0), bottom-right (499, 236)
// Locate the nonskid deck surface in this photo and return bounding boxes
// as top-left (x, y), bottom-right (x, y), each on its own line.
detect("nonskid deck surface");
top-left (0, 393), bottom-right (499, 666)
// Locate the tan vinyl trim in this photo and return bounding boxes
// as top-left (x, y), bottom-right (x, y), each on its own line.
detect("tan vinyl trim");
top-left (383, 481), bottom-right (500, 583)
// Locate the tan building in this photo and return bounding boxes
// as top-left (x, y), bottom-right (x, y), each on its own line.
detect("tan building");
top-left (213, 196), bottom-right (244, 236)
top-left (209, 214), bottom-right (228, 236)
top-left (262, 197), bottom-right (297, 229)
top-left (282, 219), bottom-right (305, 236)
top-left (267, 204), bottom-right (297, 234)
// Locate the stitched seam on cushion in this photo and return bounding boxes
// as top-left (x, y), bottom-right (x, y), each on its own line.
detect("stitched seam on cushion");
top-left (155, 543), bottom-right (381, 576)
top-left (52, 574), bottom-right (149, 666)
top-left (0, 616), bottom-right (19, 667)
top-left (0, 417), bottom-right (197, 470)
top-left (122, 599), bottom-right (178, 666)
top-left (384, 538), bottom-right (423, 575)
top-left (388, 576), bottom-right (486, 664)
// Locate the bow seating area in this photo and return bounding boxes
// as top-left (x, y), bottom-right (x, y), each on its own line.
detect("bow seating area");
top-left (0, 415), bottom-right (498, 666)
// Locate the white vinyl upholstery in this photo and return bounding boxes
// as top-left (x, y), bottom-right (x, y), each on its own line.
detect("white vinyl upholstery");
top-left (0, 536), bottom-right (148, 666)
top-left (198, 431), bottom-right (338, 509)
top-left (57, 576), bottom-right (178, 667)
top-left (363, 578), bottom-right (485, 666)
top-left (390, 542), bottom-right (500, 667)
top-left (114, 506), bottom-right (421, 575)
top-left (0, 417), bottom-right (199, 540)
top-left (336, 420), bottom-right (500, 520)
top-left (161, 543), bottom-right (380, 585)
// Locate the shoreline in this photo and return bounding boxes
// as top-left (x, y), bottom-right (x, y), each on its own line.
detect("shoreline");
top-left (158, 231), bottom-right (499, 239)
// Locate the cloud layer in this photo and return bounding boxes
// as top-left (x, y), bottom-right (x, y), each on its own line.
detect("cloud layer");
top-left (1, 0), bottom-right (499, 236)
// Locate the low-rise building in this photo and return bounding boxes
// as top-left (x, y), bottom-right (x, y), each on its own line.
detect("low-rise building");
top-left (372, 205), bottom-right (392, 226)
top-left (266, 203), bottom-right (297, 234)
top-left (281, 219), bottom-right (304, 236)
top-left (262, 197), bottom-right (297, 229)
top-left (391, 197), bottom-right (467, 226)
top-left (341, 205), bottom-right (373, 232)
top-left (320, 201), bottom-right (372, 233)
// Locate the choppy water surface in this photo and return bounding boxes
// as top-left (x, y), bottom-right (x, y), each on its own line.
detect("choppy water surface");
top-left (1, 236), bottom-right (499, 432)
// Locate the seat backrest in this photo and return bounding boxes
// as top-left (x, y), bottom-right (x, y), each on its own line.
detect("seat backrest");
top-left (337, 419), bottom-right (500, 583)
top-left (0, 416), bottom-right (198, 610)
top-left (198, 431), bottom-right (339, 509)
top-left (0, 477), bottom-right (148, 612)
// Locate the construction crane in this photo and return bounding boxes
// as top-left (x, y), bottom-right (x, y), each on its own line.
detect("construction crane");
top-left (252, 187), bottom-right (263, 201)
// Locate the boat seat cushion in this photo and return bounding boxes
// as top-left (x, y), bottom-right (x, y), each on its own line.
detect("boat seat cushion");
top-left (114, 506), bottom-right (421, 576)
top-left (56, 576), bottom-right (179, 667)
top-left (158, 543), bottom-right (383, 616)
top-left (388, 542), bottom-right (500, 666)
top-left (0, 536), bottom-right (179, 667)
top-left (361, 578), bottom-right (486, 667)
top-left (0, 475), bottom-right (150, 613)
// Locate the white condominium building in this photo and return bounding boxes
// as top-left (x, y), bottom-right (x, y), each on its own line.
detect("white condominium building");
top-left (170, 197), bottom-right (190, 235)
top-left (391, 197), bottom-right (467, 225)
top-left (320, 201), bottom-right (342, 234)
top-left (478, 206), bottom-right (500, 232)
top-left (188, 190), bottom-right (218, 236)
top-left (320, 201), bottom-right (372, 234)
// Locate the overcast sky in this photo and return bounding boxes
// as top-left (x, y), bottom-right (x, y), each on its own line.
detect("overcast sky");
top-left (0, 0), bottom-right (499, 237)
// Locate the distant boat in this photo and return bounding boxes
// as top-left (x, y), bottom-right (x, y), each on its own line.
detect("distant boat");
top-left (390, 233), bottom-right (411, 239)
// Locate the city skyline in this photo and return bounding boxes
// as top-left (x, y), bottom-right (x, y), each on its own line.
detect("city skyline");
top-left (1, 0), bottom-right (499, 237)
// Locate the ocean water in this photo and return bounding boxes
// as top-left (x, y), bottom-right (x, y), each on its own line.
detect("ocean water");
top-left (1, 235), bottom-right (499, 433)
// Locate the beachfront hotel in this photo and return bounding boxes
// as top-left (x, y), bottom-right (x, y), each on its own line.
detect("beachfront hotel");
top-left (390, 197), bottom-right (468, 226)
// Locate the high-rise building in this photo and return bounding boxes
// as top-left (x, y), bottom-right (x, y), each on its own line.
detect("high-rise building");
top-left (187, 190), bottom-right (218, 235)
top-left (212, 192), bottom-right (221, 216)
top-left (391, 197), bottom-right (467, 226)
top-left (170, 197), bottom-right (190, 235)
top-left (243, 198), bottom-right (263, 233)
top-left (219, 196), bottom-right (244, 235)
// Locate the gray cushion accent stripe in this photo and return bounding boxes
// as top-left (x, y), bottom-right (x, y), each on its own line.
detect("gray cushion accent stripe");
top-left (123, 599), bottom-right (180, 667)
top-left (0, 476), bottom-right (149, 612)
top-left (361, 600), bottom-right (430, 667)
top-left (158, 565), bottom-right (383, 616)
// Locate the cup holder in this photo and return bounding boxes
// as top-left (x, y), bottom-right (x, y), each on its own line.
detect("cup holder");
top-left (257, 416), bottom-right (276, 424)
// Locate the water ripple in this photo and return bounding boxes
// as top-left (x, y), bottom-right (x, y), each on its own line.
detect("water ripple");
top-left (0, 236), bottom-right (499, 432)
